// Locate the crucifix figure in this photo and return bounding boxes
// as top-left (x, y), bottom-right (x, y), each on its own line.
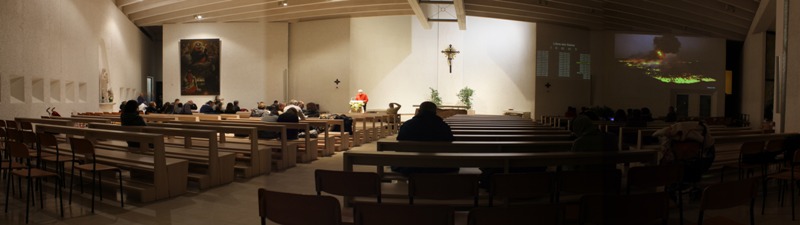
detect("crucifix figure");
top-left (441, 44), bottom-right (460, 73)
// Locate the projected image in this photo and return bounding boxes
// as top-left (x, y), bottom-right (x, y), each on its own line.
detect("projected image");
top-left (616, 34), bottom-right (717, 84)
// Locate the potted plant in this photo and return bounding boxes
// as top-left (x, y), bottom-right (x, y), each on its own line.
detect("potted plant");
top-left (429, 87), bottom-right (442, 106)
top-left (457, 87), bottom-right (474, 114)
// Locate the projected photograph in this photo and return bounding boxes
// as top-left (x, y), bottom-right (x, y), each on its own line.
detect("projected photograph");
top-left (615, 34), bottom-right (717, 84)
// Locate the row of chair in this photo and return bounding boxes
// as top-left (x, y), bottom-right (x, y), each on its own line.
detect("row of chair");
top-left (259, 177), bottom-right (758, 225)
top-left (1, 128), bottom-right (124, 223)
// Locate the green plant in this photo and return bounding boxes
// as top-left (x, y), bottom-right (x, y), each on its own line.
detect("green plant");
top-left (429, 87), bottom-right (442, 106)
top-left (457, 86), bottom-right (474, 109)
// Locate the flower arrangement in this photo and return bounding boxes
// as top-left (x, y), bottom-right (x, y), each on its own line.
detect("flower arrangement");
top-left (349, 101), bottom-right (364, 113)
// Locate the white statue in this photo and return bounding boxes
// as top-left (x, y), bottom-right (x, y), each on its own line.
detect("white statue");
top-left (100, 69), bottom-right (109, 102)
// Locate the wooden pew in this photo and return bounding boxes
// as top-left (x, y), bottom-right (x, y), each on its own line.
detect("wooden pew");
top-left (34, 124), bottom-right (188, 202)
top-left (452, 129), bottom-right (571, 135)
top-left (342, 150), bottom-right (659, 205)
top-left (206, 120), bottom-right (319, 163)
top-left (86, 123), bottom-right (235, 189)
top-left (377, 140), bottom-right (574, 153)
top-left (453, 134), bottom-right (573, 142)
top-left (306, 118), bottom-right (350, 151)
top-left (163, 120), bottom-right (297, 170)
top-left (146, 122), bottom-right (270, 176)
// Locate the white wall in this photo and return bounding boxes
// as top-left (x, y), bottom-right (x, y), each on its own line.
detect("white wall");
top-left (0, 0), bottom-right (151, 119)
top-left (163, 22), bottom-right (287, 109)
top-left (289, 19), bottom-right (351, 113)
top-left (351, 16), bottom-right (537, 115)
top-left (741, 32), bottom-right (766, 128)
top-left (534, 23), bottom-right (592, 118)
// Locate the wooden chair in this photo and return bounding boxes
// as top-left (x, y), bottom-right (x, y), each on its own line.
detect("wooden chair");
top-left (19, 121), bottom-right (33, 132)
top-left (627, 164), bottom-right (684, 224)
top-left (354, 203), bottom-right (454, 225)
top-left (408, 173), bottom-right (480, 206)
top-left (68, 137), bottom-right (124, 213)
top-left (580, 193), bottom-right (669, 225)
top-left (720, 141), bottom-right (765, 182)
top-left (6, 120), bottom-right (18, 130)
top-left (3, 141), bottom-right (63, 224)
top-left (489, 172), bottom-right (554, 206)
top-left (38, 133), bottom-right (76, 185)
top-left (315, 169), bottom-right (381, 203)
top-left (316, 169), bottom-right (381, 224)
top-left (258, 188), bottom-right (342, 225)
top-left (1, 128), bottom-right (25, 181)
top-left (698, 178), bottom-right (758, 225)
top-left (765, 150), bottom-right (800, 220)
top-left (468, 204), bottom-right (561, 225)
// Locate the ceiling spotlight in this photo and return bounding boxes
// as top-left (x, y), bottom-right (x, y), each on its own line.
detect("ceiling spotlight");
top-left (194, 15), bottom-right (203, 20)
top-left (278, 0), bottom-right (288, 7)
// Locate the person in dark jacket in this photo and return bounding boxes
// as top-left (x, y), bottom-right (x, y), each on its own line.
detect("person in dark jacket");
top-left (224, 102), bottom-right (237, 114)
top-left (121, 100), bottom-right (147, 148)
top-left (200, 101), bottom-right (216, 114)
top-left (277, 108), bottom-right (300, 140)
top-left (392, 101), bottom-right (457, 175)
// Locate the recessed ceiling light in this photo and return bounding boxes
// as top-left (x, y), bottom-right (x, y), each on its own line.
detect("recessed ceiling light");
top-left (194, 15), bottom-right (203, 20)
top-left (278, 0), bottom-right (288, 7)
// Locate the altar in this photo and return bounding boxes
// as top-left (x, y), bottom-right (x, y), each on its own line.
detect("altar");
top-left (412, 104), bottom-right (468, 118)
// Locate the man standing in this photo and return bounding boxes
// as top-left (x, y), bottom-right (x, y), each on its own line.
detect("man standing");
top-left (355, 89), bottom-right (369, 111)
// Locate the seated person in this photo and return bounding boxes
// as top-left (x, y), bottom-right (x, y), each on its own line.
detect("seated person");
top-left (257, 108), bottom-right (280, 139)
top-left (568, 115), bottom-right (617, 171)
top-left (145, 102), bottom-right (159, 114)
top-left (305, 102), bottom-right (320, 117)
top-left (200, 101), bottom-right (216, 114)
top-left (391, 101), bottom-right (458, 175)
top-left (121, 100), bottom-right (148, 148)
top-left (386, 102), bottom-right (401, 115)
top-left (277, 108), bottom-right (300, 140)
top-left (284, 100), bottom-right (306, 120)
top-left (251, 102), bottom-right (268, 117)
top-left (224, 102), bottom-right (237, 114)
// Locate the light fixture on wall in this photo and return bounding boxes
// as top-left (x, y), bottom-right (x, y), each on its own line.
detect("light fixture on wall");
top-left (278, 0), bottom-right (289, 7)
top-left (194, 15), bottom-right (204, 20)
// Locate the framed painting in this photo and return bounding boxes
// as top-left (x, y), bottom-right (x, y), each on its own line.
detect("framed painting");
top-left (180, 39), bottom-right (220, 95)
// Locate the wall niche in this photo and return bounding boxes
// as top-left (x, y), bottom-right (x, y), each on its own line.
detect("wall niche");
top-left (10, 76), bottom-right (25, 103)
top-left (32, 78), bottom-right (44, 103)
top-left (79, 82), bottom-right (87, 103)
top-left (65, 81), bottom-right (75, 103)
top-left (50, 80), bottom-right (61, 103)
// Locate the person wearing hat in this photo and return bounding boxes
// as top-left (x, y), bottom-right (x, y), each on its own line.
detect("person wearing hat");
top-left (355, 89), bottom-right (369, 111)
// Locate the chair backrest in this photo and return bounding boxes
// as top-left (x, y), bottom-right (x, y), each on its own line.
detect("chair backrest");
top-left (21, 131), bottom-right (38, 147)
top-left (37, 132), bottom-right (60, 152)
top-left (0, 120), bottom-right (5, 128)
top-left (5, 120), bottom-right (17, 130)
top-left (558, 170), bottom-right (621, 199)
top-left (354, 203), bottom-right (454, 225)
top-left (315, 169), bottom-right (381, 202)
top-left (765, 139), bottom-right (784, 153)
top-left (258, 188), bottom-right (342, 225)
top-left (5, 129), bottom-right (20, 143)
top-left (700, 178), bottom-right (758, 211)
top-left (19, 121), bottom-right (33, 131)
top-left (739, 141), bottom-right (765, 156)
top-left (627, 164), bottom-right (683, 194)
top-left (580, 193), bottom-right (669, 225)
top-left (490, 172), bottom-right (554, 204)
top-left (468, 204), bottom-right (561, 225)
top-left (698, 178), bottom-right (758, 225)
top-left (7, 141), bottom-right (32, 159)
top-left (409, 174), bottom-right (480, 205)
top-left (69, 137), bottom-right (96, 160)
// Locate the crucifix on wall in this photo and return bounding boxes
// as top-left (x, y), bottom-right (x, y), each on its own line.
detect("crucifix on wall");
top-left (441, 44), bottom-right (460, 73)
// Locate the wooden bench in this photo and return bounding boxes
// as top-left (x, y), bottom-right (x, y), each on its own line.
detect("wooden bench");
top-left (86, 123), bottom-right (235, 189)
top-left (343, 150), bottom-right (659, 204)
top-left (34, 124), bottom-right (188, 202)
top-left (377, 140), bottom-right (574, 153)
top-left (453, 134), bottom-right (573, 142)
top-left (211, 120), bottom-right (319, 163)
top-left (306, 118), bottom-right (350, 151)
top-left (452, 129), bottom-right (571, 135)
top-left (163, 120), bottom-right (298, 170)
top-left (147, 122), bottom-right (270, 177)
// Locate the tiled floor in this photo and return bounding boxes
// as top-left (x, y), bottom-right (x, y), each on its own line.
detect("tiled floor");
top-left (1, 135), bottom-right (799, 224)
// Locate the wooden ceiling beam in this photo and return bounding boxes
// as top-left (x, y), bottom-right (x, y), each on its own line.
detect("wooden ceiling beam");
top-left (606, 1), bottom-right (747, 38)
top-left (717, 0), bottom-right (760, 13)
top-left (453, 0), bottom-right (466, 30)
top-left (465, 3), bottom-right (604, 27)
top-left (115, 0), bottom-right (144, 9)
top-left (604, 10), bottom-right (744, 40)
top-left (408, 0), bottom-right (432, 29)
